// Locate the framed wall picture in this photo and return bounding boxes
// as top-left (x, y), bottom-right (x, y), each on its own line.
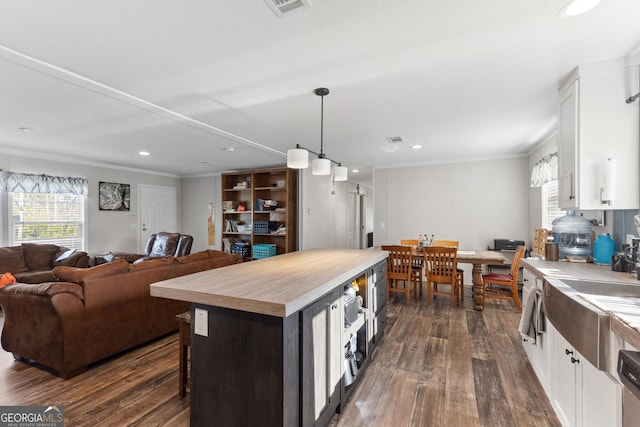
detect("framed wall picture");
top-left (99, 182), bottom-right (130, 211)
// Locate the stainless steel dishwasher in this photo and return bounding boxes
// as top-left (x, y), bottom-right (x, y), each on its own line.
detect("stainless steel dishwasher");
top-left (618, 350), bottom-right (640, 426)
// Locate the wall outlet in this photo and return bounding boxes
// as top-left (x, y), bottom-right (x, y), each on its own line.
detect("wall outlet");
top-left (194, 308), bottom-right (208, 337)
top-left (380, 222), bottom-right (385, 230)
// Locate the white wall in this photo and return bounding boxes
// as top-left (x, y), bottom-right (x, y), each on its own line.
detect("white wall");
top-left (180, 175), bottom-right (221, 252)
top-left (0, 152), bottom-right (180, 254)
top-left (374, 157), bottom-right (530, 249)
top-left (299, 168), bottom-right (369, 250)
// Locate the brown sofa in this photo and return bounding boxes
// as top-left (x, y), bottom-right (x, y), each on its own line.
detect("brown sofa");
top-left (0, 243), bottom-right (90, 284)
top-left (0, 249), bottom-right (242, 379)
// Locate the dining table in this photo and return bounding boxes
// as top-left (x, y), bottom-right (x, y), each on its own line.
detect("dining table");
top-left (404, 247), bottom-right (508, 311)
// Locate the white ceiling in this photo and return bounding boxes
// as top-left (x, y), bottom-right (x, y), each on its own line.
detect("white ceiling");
top-left (0, 0), bottom-right (639, 180)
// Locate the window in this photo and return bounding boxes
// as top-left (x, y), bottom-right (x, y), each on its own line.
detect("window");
top-left (10, 192), bottom-right (85, 250)
top-left (542, 180), bottom-right (563, 229)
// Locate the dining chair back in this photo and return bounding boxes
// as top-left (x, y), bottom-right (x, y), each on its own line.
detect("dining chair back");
top-left (423, 246), bottom-right (459, 306)
top-left (382, 245), bottom-right (419, 305)
top-left (481, 245), bottom-right (526, 311)
top-left (400, 239), bottom-right (424, 297)
top-left (432, 240), bottom-right (464, 300)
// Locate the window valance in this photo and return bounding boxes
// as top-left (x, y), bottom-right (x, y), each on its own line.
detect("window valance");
top-left (0, 170), bottom-right (88, 195)
top-left (530, 152), bottom-right (558, 187)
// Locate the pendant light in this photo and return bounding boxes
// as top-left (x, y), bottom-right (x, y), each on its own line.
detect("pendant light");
top-left (286, 88), bottom-right (347, 181)
top-left (334, 164), bottom-right (348, 181)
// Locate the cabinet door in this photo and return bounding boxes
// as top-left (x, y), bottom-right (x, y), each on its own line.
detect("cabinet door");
top-left (520, 270), bottom-right (537, 365)
top-left (551, 326), bottom-right (579, 427)
top-left (534, 317), bottom-right (551, 395)
top-left (581, 356), bottom-right (621, 427)
top-left (558, 79), bottom-right (579, 209)
top-left (301, 288), bottom-right (342, 427)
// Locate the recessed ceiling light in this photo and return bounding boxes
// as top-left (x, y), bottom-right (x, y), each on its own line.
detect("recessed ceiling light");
top-left (411, 144), bottom-right (423, 150)
top-left (139, 151), bottom-right (150, 156)
top-left (352, 169), bottom-right (360, 173)
top-left (18, 127), bottom-right (34, 132)
top-left (558, 0), bottom-right (601, 17)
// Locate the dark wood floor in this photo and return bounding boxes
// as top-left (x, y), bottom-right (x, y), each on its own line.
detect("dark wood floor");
top-left (0, 286), bottom-right (559, 427)
top-left (330, 289), bottom-right (560, 427)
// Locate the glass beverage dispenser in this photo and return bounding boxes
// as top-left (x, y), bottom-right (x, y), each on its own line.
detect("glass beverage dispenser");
top-left (552, 210), bottom-right (593, 260)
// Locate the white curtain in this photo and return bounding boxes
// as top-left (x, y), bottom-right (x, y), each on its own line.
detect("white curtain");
top-left (530, 152), bottom-right (558, 187)
top-left (0, 170), bottom-right (88, 195)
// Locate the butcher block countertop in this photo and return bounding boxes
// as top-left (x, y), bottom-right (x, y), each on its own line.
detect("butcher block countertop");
top-left (150, 248), bottom-right (388, 318)
top-left (522, 257), bottom-right (640, 350)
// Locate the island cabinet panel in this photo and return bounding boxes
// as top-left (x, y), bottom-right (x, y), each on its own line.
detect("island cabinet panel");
top-left (190, 304), bottom-right (300, 427)
top-left (301, 287), bottom-right (342, 427)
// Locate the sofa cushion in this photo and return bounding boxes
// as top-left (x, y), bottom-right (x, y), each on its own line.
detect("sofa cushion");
top-left (129, 257), bottom-right (175, 271)
top-left (53, 258), bottom-right (130, 283)
top-left (22, 243), bottom-right (60, 271)
top-left (0, 281), bottom-right (84, 300)
top-left (14, 270), bottom-right (58, 284)
top-left (176, 251), bottom-right (210, 264)
top-left (206, 249), bottom-right (230, 260)
top-left (0, 246), bottom-right (29, 274)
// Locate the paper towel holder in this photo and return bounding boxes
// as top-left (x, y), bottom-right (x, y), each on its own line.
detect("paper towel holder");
top-left (600, 157), bottom-right (616, 205)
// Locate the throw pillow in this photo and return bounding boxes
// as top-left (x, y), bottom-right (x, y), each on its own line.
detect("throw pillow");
top-left (22, 243), bottom-right (61, 271)
top-left (176, 251), bottom-right (210, 264)
top-left (0, 246), bottom-right (29, 274)
top-left (54, 248), bottom-right (76, 262)
top-left (54, 258), bottom-right (130, 283)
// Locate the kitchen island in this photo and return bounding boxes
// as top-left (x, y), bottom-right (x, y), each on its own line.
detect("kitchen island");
top-left (150, 248), bottom-right (388, 427)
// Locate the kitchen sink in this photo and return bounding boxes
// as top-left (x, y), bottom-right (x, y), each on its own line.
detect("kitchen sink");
top-left (543, 277), bottom-right (612, 371)
top-left (558, 278), bottom-right (640, 298)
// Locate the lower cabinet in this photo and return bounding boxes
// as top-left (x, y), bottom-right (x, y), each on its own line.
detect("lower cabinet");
top-left (301, 287), bottom-right (342, 427)
top-left (521, 268), bottom-right (550, 394)
top-left (550, 320), bottom-right (621, 427)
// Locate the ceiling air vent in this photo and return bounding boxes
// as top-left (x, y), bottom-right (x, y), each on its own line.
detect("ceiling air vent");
top-left (264, 0), bottom-right (312, 17)
top-left (386, 136), bottom-right (404, 144)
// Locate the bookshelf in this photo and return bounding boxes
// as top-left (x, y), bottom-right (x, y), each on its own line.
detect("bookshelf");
top-left (221, 167), bottom-right (298, 258)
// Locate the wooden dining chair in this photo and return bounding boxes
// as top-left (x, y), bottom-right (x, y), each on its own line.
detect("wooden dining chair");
top-left (400, 239), bottom-right (424, 297)
top-left (423, 246), bottom-right (459, 307)
top-left (432, 240), bottom-right (464, 301)
top-left (382, 245), bottom-right (419, 305)
top-left (481, 245), bottom-right (526, 311)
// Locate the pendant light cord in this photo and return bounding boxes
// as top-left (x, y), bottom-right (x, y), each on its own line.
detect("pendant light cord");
top-left (319, 92), bottom-right (325, 157)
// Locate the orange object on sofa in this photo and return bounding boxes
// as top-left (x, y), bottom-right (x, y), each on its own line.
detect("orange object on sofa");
top-left (0, 273), bottom-right (16, 287)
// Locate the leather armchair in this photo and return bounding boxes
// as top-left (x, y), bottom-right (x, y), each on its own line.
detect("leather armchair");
top-left (95, 232), bottom-right (193, 265)
top-left (143, 232), bottom-right (193, 259)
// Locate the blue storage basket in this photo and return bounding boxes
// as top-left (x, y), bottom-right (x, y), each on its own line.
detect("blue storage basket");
top-left (253, 244), bottom-right (277, 259)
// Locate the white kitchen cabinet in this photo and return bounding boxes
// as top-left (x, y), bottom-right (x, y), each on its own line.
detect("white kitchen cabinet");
top-left (557, 56), bottom-right (639, 210)
top-left (550, 320), bottom-right (621, 427)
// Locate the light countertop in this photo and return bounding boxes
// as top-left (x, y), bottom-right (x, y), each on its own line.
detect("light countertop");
top-left (150, 248), bottom-right (388, 318)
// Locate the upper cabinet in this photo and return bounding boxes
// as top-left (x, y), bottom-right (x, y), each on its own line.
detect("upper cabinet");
top-left (557, 57), bottom-right (639, 210)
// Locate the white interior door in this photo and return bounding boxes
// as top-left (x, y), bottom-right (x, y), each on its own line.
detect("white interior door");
top-left (139, 185), bottom-right (177, 252)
